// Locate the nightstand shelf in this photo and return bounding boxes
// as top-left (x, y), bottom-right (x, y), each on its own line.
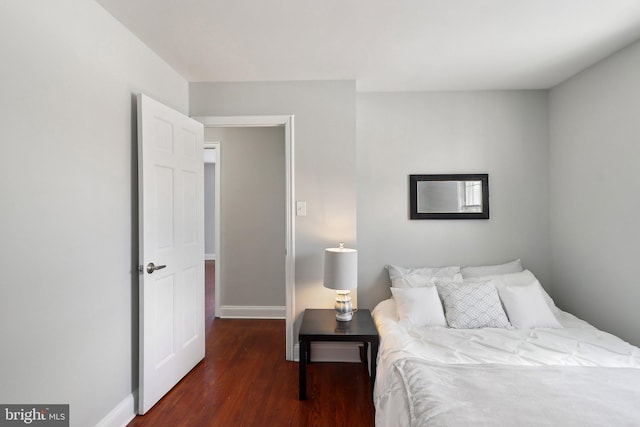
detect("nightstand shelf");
top-left (298, 308), bottom-right (379, 400)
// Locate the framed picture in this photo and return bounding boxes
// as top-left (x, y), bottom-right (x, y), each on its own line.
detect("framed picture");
top-left (409, 174), bottom-right (489, 219)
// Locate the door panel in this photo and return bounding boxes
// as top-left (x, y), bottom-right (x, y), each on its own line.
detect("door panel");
top-left (137, 94), bottom-right (205, 414)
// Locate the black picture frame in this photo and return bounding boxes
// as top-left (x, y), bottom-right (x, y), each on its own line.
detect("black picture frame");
top-left (409, 174), bottom-right (489, 220)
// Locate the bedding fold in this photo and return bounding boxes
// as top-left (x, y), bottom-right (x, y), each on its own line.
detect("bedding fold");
top-left (396, 358), bottom-right (640, 427)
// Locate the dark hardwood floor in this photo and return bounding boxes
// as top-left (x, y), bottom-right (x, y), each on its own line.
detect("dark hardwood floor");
top-left (205, 260), bottom-right (215, 322)
top-left (128, 261), bottom-right (375, 427)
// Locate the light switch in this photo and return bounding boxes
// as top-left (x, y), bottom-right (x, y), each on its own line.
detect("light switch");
top-left (296, 201), bottom-right (307, 216)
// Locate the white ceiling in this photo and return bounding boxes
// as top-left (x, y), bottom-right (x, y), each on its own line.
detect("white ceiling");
top-left (96, 0), bottom-right (640, 92)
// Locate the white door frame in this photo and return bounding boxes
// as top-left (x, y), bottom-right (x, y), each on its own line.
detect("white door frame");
top-left (203, 141), bottom-right (221, 321)
top-left (195, 115), bottom-right (295, 361)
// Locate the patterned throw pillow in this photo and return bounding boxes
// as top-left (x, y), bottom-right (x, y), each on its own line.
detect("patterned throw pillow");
top-left (436, 282), bottom-right (512, 329)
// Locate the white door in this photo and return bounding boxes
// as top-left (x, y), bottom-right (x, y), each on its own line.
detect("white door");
top-left (137, 94), bottom-right (205, 414)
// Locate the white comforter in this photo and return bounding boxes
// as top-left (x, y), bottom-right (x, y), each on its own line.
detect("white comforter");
top-left (373, 298), bottom-right (640, 427)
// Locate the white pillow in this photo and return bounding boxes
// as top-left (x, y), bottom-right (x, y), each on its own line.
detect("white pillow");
top-left (497, 280), bottom-right (562, 329)
top-left (390, 286), bottom-right (447, 328)
top-left (436, 282), bottom-right (512, 329)
top-left (386, 264), bottom-right (462, 288)
top-left (465, 270), bottom-right (558, 313)
top-left (461, 259), bottom-right (523, 279)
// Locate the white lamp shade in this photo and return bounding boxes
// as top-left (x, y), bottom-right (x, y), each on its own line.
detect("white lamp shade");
top-left (323, 246), bottom-right (358, 291)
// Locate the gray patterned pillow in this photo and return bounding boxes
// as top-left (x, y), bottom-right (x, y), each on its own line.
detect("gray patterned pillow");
top-left (436, 282), bottom-right (512, 329)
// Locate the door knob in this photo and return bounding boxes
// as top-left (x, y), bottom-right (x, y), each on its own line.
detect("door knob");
top-left (146, 262), bottom-right (167, 274)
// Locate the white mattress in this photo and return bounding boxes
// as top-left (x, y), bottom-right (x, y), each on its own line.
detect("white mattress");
top-left (372, 298), bottom-right (640, 427)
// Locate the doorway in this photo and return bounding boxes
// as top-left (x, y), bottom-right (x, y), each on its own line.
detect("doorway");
top-left (197, 115), bottom-right (295, 361)
top-left (203, 144), bottom-right (219, 321)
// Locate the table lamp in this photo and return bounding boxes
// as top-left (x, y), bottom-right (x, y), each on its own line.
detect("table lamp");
top-left (323, 243), bottom-right (358, 321)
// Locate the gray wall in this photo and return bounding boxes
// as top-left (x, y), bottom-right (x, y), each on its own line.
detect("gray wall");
top-left (0, 1), bottom-right (188, 426)
top-left (549, 39), bottom-right (640, 346)
top-left (356, 91), bottom-right (551, 309)
top-left (205, 127), bottom-right (286, 307)
top-left (190, 80), bottom-right (357, 331)
top-left (204, 162), bottom-right (216, 257)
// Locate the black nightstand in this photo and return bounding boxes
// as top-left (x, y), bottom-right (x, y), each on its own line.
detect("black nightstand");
top-left (298, 308), bottom-right (379, 400)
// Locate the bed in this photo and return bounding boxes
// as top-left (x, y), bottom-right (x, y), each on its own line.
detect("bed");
top-left (372, 261), bottom-right (640, 427)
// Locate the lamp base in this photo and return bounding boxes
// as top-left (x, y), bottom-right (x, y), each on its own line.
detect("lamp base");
top-left (335, 290), bottom-right (353, 322)
top-left (335, 311), bottom-right (353, 322)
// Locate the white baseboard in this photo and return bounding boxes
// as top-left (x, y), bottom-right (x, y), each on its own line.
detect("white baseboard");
top-left (95, 392), bottom-right (137, 427)
top-left (293, 342), bottom-right (361, 363)
top-left (204, 253), bottom-right (216, 261)
top-left (218, 305), bottom-right (286, 319)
